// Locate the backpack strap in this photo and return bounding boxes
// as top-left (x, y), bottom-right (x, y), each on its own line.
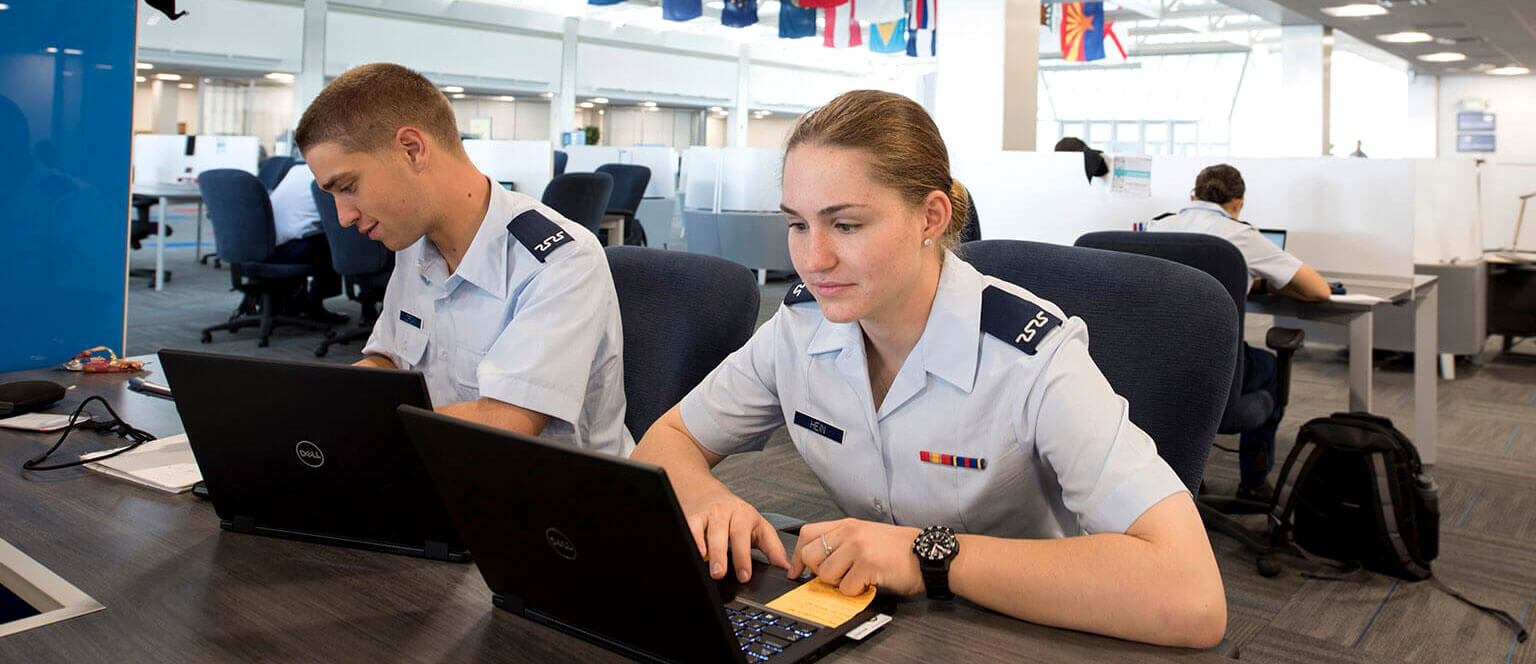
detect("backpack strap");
top-left (1269, 431), bottom-right (1328, 543)
top-left (1368, 451), bottom-right (1432, 580)
top-left (1427, 578), bottom-right (1530, 643)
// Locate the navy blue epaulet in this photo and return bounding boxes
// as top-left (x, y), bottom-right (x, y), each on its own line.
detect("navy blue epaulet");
top-left (1152, 212), bottom-right (1176, 220)
top-left (783, 281), bottom-right (816, 306)
top-left (980, 285), bottom-right (1063, 355)
top-left (507, 209), bottom-right (574, 263)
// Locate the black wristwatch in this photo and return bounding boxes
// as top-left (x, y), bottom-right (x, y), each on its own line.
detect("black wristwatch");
top-left (912, 525), bottom-right (959, 600)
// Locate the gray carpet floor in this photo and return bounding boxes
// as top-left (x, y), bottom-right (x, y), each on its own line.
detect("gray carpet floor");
top-left (128, 219), bottom-right (1536, 662)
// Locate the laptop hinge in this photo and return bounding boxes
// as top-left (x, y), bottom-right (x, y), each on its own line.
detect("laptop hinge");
top-left (424, 540), bottom-right (450, 561)
top-left (492, 593), bottom-right (525, 615)
top-left (229, 515), bottom-right (257, 533)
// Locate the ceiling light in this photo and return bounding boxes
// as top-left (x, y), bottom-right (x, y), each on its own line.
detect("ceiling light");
top-left (758, 110), bottom-right (772, 116)
top-left (135, 76), bottom-right (147, 83)
top-left (540, 92), bottom-right (554, 98)
top-left (63, 48), bottom-right (82, 55)
top-left (44, 47), bottom-right (58, 54)
top-left (0, 4), bottom-right (11, 9)
top-left (1418, 52), bottom-right (1466, 62)
top-left (178, 83), bottom-right (195, 89)
top-left (264, 72), bottom-right (294, 82)
top-left (1320, 4), bottom-right (1388, 18)
top-left (136, 62), bottom-right (154, 69)
top-left (641, 101), bottom-right (658, 108)
top-left (451, 93), bottom-right (466, 99)
top-left (498, 95), bottom-right (517, 101)
top-left (1377, 31), bottom-right (1432, 43)
top-left (155, 73), bottom-right (182, 81)
top-left (708, 106), bottom-right (724, 112)
top-left (1489, 66), bottom-right (1530, 76)
top-left (579, 102), bottom-right (595, 108)
top-left (441, 85), bottom-right (464, 93)
top-left (591, 97), bottom-right (608, 104)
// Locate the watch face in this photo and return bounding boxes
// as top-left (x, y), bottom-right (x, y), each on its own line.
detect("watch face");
top-left (912, 528), bottom-right (957, 562)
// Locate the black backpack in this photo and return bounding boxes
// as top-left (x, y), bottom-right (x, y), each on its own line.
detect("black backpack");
top-left (1269, 412), bottom-right (1528, 642)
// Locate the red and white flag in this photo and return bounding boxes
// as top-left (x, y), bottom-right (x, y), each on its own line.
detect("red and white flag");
top-left (824, 1), bottom-right (864, 48)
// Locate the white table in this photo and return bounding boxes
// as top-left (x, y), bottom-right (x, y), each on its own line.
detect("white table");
top-left (1247, 273), bottom-right (1440, 463)
top-left (131, 183), bottom-right (203, 291)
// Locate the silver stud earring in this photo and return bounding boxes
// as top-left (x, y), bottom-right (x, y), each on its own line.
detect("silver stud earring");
top-left (923, 238), bottom-right (934, 247)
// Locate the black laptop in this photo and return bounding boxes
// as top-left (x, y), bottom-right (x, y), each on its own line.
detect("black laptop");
top-left (396, 405), bottom-right (888, 664)
top-left (158, 350), bottom-right (468, 562)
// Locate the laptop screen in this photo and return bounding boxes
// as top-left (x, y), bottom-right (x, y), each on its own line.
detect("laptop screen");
top-left (1260, 229), bottom-right (1287, 251)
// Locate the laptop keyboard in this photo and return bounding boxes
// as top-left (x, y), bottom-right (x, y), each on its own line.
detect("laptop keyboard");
top-left (725, 601), bottom-right (819, 661)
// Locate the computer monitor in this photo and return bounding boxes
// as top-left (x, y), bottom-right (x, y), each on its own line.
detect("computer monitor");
top-left (1260, 229), bottom-right (1287, 251)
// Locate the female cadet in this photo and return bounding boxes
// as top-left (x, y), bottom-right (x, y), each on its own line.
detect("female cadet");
top-left (1148, 164), bottom-right (1331, 500)
top-left (630, 90), bottom-right (1226, 648)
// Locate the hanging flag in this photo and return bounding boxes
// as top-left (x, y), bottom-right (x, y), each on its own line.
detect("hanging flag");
top-left (796, 0), bottom-right (847, 7)
top-left (824, 1), bottom-right (863, 48)
top-left (855, 0), bottom-right (903, 23)
top-left (905, 27), bottom-right (935, 57)
top-left (907, 0), bottom-right (936, 30)
top-left (1060, 2), bottom-right (1106, 62)
top-left (587, 0), bottom-right (625, 5)
top-left (722, 0), bottom-right (757, 27)
top-left (663, 0), bottom-right (702, 21)
top-left (868, 18), bottom-right (907, 53)
top-left (779, 1), bottom-right (817, 38)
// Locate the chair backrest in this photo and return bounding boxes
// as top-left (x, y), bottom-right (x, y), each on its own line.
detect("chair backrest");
top-left (1075, 231), bottom-right (1248, 427)
top-left (959, 192), bottom-right (981, 243)
top-left (553, 150), bottom-right (568, 176)
top-left (541, 172), bottom-right (614, 234)
top-left (595, 163), bottom-right (652, 214)
top-left (959, 240), bottom-right (1238, 494)
top-left (198, 169), bottom-right (278, 265)
top-left (605, 246), bottom-right (760, 439)
top-left (312, 181), bottom-right (393, 278)
top-left (256, 156), bottom-right (297, 191)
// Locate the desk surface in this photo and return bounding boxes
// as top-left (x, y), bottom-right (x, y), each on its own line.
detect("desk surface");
top-left (0, 367), bottom-right (1228, 663)
top-left (1247, 272), bottom-right (1436, 316)
top-left (131, 182), bottom-right (202, 198)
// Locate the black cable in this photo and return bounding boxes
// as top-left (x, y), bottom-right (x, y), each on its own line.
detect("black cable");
top-left (22, 396), bottom-right (157, 472)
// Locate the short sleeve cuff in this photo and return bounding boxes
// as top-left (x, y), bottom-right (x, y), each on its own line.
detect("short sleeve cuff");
top-left (1077, 460), bottom-right (1189, 535)
top-left (679, 391), bottom-right (764, 457)
top-left (477, 371), bottom-right (583, 427)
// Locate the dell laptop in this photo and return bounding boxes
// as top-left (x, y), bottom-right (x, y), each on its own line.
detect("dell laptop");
top-left (158, 350), bottom-right (468, 562)
top-left (396, 405), bottom-right (887, 663)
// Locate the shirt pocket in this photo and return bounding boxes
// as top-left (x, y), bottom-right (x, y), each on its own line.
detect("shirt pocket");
top-left (394, 317), bottom-right (429, 368)
top-left (453, 346), bottom-right (486, 392)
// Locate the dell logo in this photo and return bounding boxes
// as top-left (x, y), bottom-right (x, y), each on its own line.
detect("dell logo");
top-left (545, 527), bottom-right (578, 560)
top-left (295, 441), bottom-right (325, 468)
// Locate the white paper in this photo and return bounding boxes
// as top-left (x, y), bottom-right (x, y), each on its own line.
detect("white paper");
top-left (1329, 294), bottom-right (1389, 306)
top-left (0, 412), bottom-right (89, 432)
top-left (82, 434), bottom-right (202, 494)
top-left (1110, 155), bottom-right (1153, 197)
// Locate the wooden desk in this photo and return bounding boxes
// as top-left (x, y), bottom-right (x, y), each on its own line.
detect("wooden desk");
top-left (1247, 272), bottom-right (1439, 463)
top-left (0, 367), bottom-right (1230, 662)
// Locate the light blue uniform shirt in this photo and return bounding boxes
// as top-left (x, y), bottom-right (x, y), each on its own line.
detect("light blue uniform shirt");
top-left (364, 179), bottom-right (634, 457)
top-left (680, 251), bottom-right (1186, 539)
top-left (1149, 200), bottom-right (1303, 293)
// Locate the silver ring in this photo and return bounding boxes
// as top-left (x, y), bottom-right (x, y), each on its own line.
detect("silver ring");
top-left (820, 534), bottom-right (833, 557)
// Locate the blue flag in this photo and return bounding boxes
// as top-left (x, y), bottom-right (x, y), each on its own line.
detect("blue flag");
top-left (868, 18), bottom-right (907, 53)
top-left (587, 0), bottom-right (625, 5)
top-left (779, 1), bottom-right (817, 39)
top-left (906, 28), bottom-right (936, 57)
top-left (722, 0), bottom-right (757, 27)
top-left (663, 0), bottom-right (702, 21)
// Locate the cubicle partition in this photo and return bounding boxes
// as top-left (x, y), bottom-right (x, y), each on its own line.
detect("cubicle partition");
top-left (680, 147), bottom-right (790, 282)
top-left (1480, 160), bottom-right (1536, 251)
top-left (462, 139), bottom-right (553, 199)
top-left (131, 134), bottom-right (260, 183)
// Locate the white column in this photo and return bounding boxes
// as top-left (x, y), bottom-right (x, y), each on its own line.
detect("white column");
top-left (934, 0), bottom-right (1039, 155)
top-left (729, 44), bottom-right (750, 148)
top-left (291, 0), bottom-right (327, 135)
top-left (1280, 24), bottom-right (1328, 156)
top-left (152, 79), bottom-right (178, 134)
top-left (1002, 0), bottom-right (1040, 151)
top-left (551, 17), bottom-right (579, 145)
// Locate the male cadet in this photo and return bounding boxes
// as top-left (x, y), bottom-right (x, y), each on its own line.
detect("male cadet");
top-left (295, 63), bottom-right (632, 456)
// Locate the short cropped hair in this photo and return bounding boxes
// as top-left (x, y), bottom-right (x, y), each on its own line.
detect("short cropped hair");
top-left (294, 63), bottom-right (463, 157)
top-left (1194, 164), bottom-right (1245, 205)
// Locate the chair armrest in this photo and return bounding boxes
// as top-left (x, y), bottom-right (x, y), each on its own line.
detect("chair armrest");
top-left (1265, 327), bottom-right (1304, 353)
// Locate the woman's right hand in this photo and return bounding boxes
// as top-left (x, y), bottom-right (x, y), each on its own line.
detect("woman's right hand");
top-left (683, 487), bottom-right (791, 583)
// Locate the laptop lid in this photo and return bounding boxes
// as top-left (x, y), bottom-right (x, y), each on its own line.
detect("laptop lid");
top-left (1260, 228), bottom-right (1287, 251)
top-left (158, 349), bottom-right (465, 559)
top-left (398, 405), bottom-right (755, 663)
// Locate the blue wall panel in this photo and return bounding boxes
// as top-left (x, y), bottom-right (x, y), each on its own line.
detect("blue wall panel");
top-left (0, 1), bottom-right (134, 372)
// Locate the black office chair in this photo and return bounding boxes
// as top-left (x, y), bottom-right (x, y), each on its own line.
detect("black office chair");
top-left (311, 181), bottom-right (394, 358)
top-left (553, 149), bottom-right (569, 176)
top-left (129, 194), bottom-right (171, 286)
top-left (961, 240), bottom-right (1237, 499)
top-left (197, 169), bottom-right (332, 347)
top-left (541, 172), bottom-right (613, 238)
top-left (256, 156), bottom-right (298, 191)
top-left (605, 246), bottom-right (760, 439)
top-left (595, 163), bottom-right (651, 246)
top-left (1076, 231), bottom-right (1303, 576)
top-left (958, 191), bottom-right (981, 243)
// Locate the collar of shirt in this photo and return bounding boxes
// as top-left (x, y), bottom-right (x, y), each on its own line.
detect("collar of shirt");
top-left (803, 250), bottom-right (982, 395)
top-left (413, 177), bottom-right (514, 299)
top-left (1179, 200), bottom-right (1232, 219)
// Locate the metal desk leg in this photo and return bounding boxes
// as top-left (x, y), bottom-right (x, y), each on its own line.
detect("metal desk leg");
top-left (1347, 310), bottom-right (1373, 413)
top-left (155, 195), bottom-right (169, 291)
top-left (1415, 282), bottom-right (1439, 465)
top-left (194, 201), bottom-right (204, 263)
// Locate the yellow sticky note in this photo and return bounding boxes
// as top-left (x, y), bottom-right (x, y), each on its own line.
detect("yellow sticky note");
top-left (765, 579), bottom-right (876, 628)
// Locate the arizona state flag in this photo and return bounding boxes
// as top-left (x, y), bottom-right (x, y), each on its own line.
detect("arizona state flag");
top-left (779, 1), bottom-right (817, 38)
top-left (1060, 2), bottom-right (1106, 62)
top-left (722, 0), bottom-right (757, 27)
top-left (869, 18), bottom-right (906, 53)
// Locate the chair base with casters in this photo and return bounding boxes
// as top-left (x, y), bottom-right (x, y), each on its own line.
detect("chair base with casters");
top-left (315, 275), bottom-right (386, 358)
top-left (1198, 325), bottom-right (1304, 578)
top-left (200, 266), bottom-right (333, 348)
top-left (130, 197), bottom-right (173, 286)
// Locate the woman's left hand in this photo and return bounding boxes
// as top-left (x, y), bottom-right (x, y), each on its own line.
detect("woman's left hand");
top-left (788, 518), bottom-right (925, 596)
